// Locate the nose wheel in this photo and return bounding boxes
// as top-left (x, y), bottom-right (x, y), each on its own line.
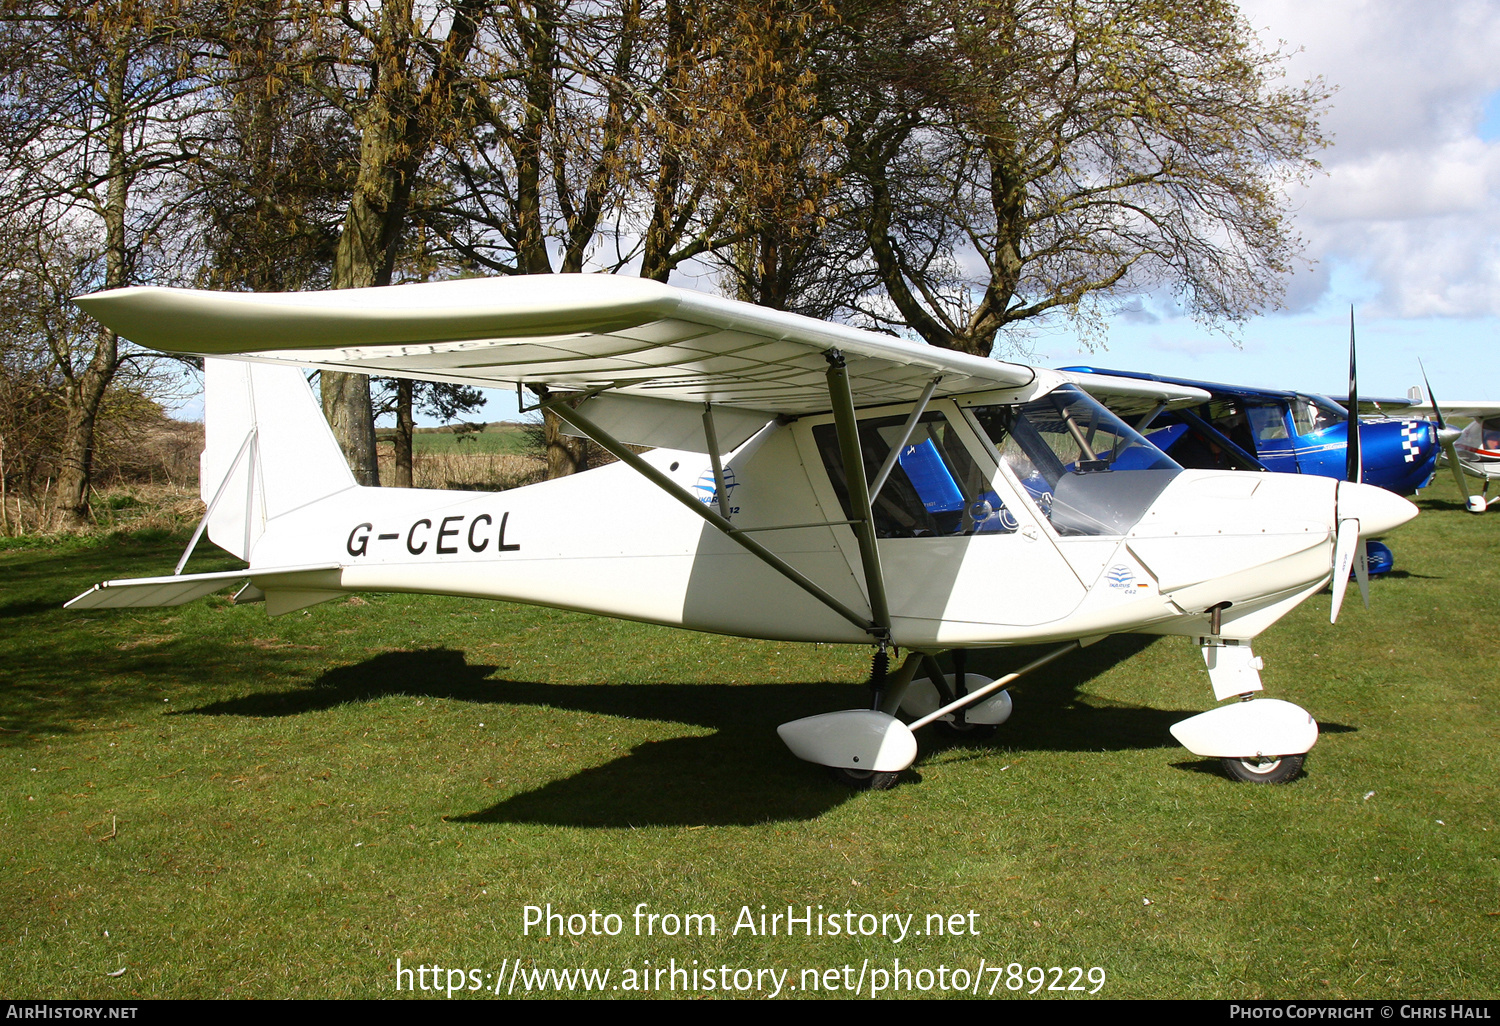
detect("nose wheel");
top-left (1220, 753), bottom-right (1304, 784)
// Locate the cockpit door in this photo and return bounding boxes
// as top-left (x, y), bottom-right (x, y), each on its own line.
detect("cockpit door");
top-left (1288, 396), bottom-right (1350, 477)
top-left (796, 401), bottom-right (1087, 640)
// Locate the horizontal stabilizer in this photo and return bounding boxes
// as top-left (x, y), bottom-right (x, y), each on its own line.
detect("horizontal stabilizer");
top-left (65, 564), bottom-right (342, 610)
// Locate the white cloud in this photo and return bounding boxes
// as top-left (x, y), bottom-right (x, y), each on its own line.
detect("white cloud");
top-left (1305, 140), bottom-right (1500, 223)
top-left (1237, 0), bottom-right (1500, 317)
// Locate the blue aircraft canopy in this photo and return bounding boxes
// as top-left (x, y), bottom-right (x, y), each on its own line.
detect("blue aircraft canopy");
top-left (1059, 365), bottom-right (1440, 497)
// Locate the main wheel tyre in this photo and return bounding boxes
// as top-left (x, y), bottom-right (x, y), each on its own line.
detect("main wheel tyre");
top-left (827, 766), bottom-right (901, 791)
top-left (1220, 753), bottom-right (1303, 784)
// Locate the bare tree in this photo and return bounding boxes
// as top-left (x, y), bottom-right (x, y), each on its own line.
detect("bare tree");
top-left (0, 0), bottom-right (215, 526)
top-left (830, 0), bottom-right (1330, 357)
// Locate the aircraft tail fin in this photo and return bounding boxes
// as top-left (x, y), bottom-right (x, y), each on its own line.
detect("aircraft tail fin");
top-left (201, 359), bottom-right (357, 560)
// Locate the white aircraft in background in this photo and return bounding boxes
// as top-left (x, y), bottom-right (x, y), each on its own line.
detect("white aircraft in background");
top-left (1412, 373), bottom-right (1500, 512)
top-left (65, 276), bottom-right (1417, 788)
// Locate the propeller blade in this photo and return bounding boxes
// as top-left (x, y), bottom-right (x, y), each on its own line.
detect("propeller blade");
top-left (1329, 517), bottom-right (1360, 624)
top-left (1354, 537), bottom-right (1370, 610)
top-left (1419, 359), bottom-right (1446, 430)
top-left (1346, 308), bottom-right (1362, 484)
top-left (1419, 359), bottom-right (1475, 500)
top-left (1444, 436), bottom-right (1473, 504)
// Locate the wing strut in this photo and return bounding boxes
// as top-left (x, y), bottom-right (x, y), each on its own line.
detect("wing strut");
top-left (701, 403), bottom-right (732, 519)
top-left (824, 350), bottom-right (892, 639)
top-left (869, 376), bottom-right (941, 502)
top-left (541, 394), bottom-right (882, 638)
top-left (1135, 402), bottom-right (1167, 433)
top-left (905, 642), bottom-right (1080, 730)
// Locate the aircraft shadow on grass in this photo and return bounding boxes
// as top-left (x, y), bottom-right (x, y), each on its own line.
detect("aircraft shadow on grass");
top-left (178, 634), bottom-right (1352, 828)
top-left (0, 599), bottom-right (66, 620)
top-left (1417, 498), bottom-right (1473, 514)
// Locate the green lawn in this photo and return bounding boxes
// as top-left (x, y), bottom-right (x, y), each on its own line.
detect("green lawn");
top-left (1, 477), bottom-right (1496, 999)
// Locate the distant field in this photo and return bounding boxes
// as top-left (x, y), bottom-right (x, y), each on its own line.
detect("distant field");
top-left (403, 422), bottom-right (535, 456)
top-left (375, 423), bottom-right (543, 490)
top-left (1, 474), bottom-right (1495, 999)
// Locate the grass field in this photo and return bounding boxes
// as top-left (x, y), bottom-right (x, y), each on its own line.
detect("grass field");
top-left (1, 476), bottom-right (1497, 1000)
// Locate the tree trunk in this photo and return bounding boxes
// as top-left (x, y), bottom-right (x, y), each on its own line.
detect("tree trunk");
top-left (543, 407), bottom-right (588, 478)
top-left (394, 378), bottom-right (414, 487)
top-left (56, 44), bottom-right (129, 529)
top-left (54, 344), bottom-right (118, 528)
top-left (320, 0), bottom-right (485, 486)
top-left (323, 108), bottom-right (407, 487)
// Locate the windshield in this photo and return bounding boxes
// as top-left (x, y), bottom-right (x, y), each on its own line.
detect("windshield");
top-left (967, 387), bottom-right (1181, 536)
top-left (1291, 395), bottom-right (1345, 436)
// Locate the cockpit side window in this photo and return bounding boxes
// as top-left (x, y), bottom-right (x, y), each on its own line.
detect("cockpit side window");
top-left (1462, 418), bottom-right (1500, 453)
top-left (813, 413), bottom-right (1018, 538)
top-left (1246, 404), bottom-right (1289, 441)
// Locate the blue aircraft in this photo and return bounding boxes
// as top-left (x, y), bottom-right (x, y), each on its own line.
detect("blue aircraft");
top-left (1057, 367), bottom-right (1438, 497)
top-left (1057, 366), bottom-right (1439, 576)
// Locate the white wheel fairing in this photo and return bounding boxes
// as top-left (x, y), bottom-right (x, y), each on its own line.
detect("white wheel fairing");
top-left (1169, 698), bottom-right (1318, 759)
top-left (898, 675), bottom-right (1014, 726)
top-left (777, 710), bottom-right (918, 772)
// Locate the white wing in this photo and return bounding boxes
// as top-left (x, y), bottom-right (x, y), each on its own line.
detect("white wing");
top-left (1435, 401), bottom-right (1500, 420)
top-left (74, 275), bottom-right (1053, 415)
top-left (1056, 369), bottom-right (1211, 418)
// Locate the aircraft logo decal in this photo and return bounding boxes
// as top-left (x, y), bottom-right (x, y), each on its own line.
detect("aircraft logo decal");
top-left (1105, 564), bottom-right (1150, 595)
top-left (694, 466), bottom-right (739, 507)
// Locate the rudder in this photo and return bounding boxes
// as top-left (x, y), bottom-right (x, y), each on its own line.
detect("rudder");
top-left (201, 359), bottom-right (357, 560)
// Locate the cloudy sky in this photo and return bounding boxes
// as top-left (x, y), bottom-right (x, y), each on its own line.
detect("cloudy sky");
top-left (1035, 0), bottom-right (1500, 402)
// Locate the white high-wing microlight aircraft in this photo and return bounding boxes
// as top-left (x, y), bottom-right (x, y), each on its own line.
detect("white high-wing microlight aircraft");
top-left (66, 276), bottom-right (1418, 788)
top-left (1418, 388), bottom-right (1500, 513)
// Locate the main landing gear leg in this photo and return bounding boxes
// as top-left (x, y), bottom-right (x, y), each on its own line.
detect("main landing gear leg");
top-left (1169, 634), bottom-right (1319, 784)
top-left (780, 643), bottom-right (1081, 791)
top-left (891, 651), bottom-right (1012, 739)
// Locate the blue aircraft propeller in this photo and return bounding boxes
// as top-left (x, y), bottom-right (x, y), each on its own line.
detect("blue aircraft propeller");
top-left (1418, 359), bottom-right (1471, 501)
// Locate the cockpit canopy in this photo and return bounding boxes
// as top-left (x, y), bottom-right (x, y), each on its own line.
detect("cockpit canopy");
top-left (967, 387), bottom-right (1181, 536)
top-left (816, 386), bottom-right (1181, 539)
